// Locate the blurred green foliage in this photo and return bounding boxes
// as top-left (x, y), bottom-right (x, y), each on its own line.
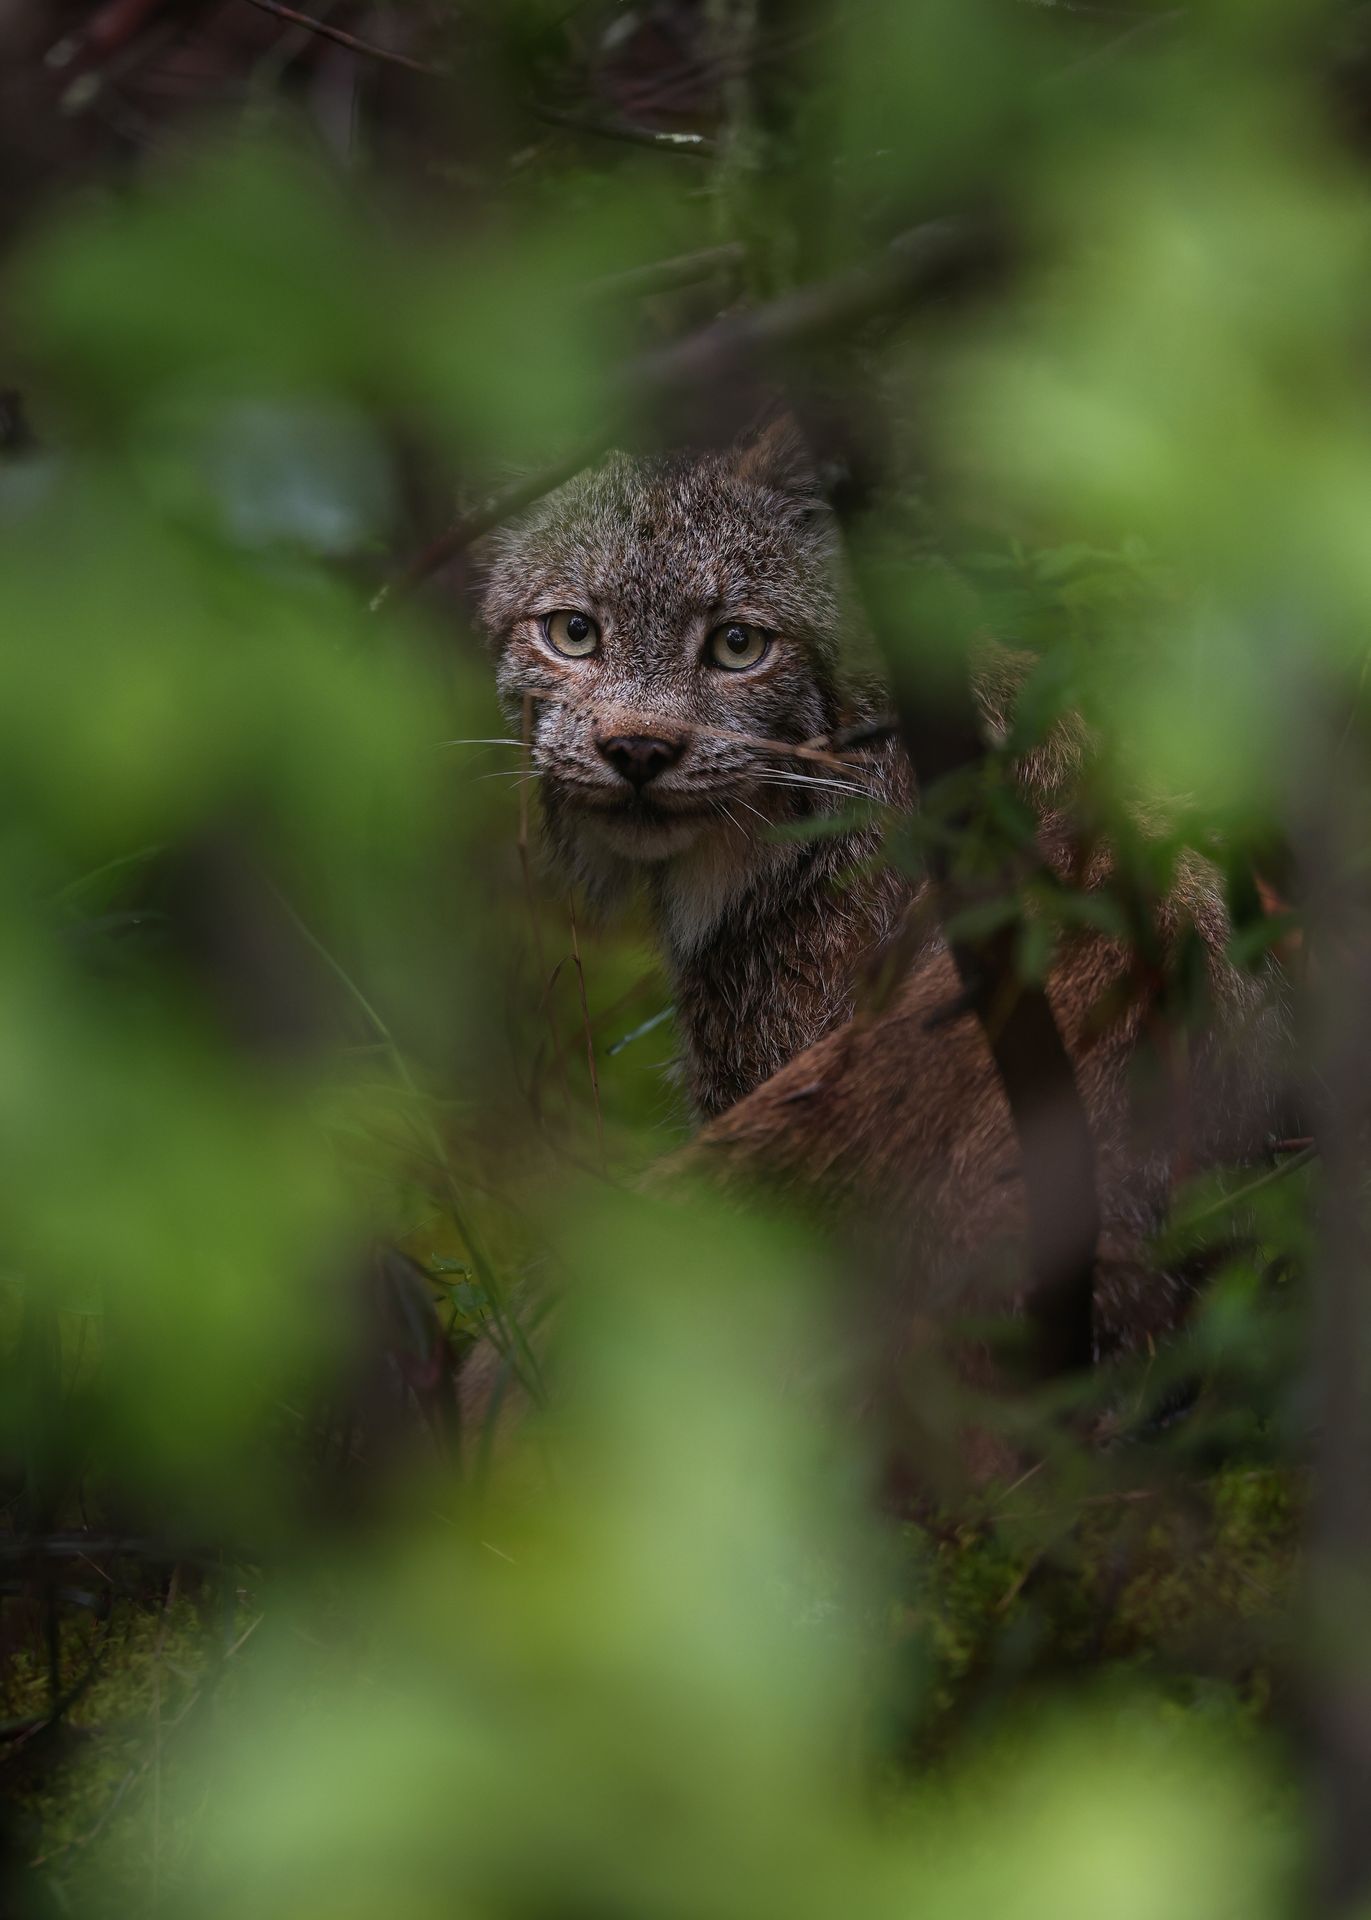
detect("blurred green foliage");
top-left (1, 0), bottom-right (1365, 1912)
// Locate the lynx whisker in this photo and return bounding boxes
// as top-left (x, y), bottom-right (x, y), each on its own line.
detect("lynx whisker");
top-left (721, 794), bottom-right (770, 828)
top-left (752, 771), bottom-right (877, 802)
top-left (514, 689), bottom-right (873, 777)
top-left (693, 722), bottom-right (869, 774)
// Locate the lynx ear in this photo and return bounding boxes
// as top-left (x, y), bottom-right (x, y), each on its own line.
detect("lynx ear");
top-left (730, 416), bottom-right (818, 495)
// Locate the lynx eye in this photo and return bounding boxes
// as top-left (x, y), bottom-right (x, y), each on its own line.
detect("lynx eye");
top-left (543, 609), bottom-right (600, 659)
top-left (706, 622), bottom-right (769, 671)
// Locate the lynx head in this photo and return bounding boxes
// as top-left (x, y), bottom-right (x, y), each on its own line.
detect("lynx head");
top-left (479, 423), bottom-right (851, 903)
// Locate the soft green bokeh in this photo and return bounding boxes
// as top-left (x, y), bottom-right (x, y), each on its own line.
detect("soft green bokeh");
top-left (1, 0), bottom-right (1353, 1910)
top-left (163, 1194), bottom-right (1292, 1920)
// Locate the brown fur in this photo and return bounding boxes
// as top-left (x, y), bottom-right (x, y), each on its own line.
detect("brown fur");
top-left (689, 868), bottom-right (1281, 1348)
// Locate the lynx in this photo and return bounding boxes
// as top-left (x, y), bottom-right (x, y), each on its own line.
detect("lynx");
top-left (479, 423), bottom-right (1287, 1352)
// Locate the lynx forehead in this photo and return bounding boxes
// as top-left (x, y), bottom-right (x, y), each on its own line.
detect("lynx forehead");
top-left (480, 437), bottom-right (852, 892)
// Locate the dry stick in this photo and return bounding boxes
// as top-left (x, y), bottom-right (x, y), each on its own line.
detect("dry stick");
top-left (567, 895), bottom-right (607, 1171)
top-left (829, 715), bottom-right (900, 755)
top-left (372, 219), bottom-right (990, 611)
top-left (237, 0), bottom-right (440, 73)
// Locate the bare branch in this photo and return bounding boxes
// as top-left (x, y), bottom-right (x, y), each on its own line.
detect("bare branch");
top-left (1298, 743), bottom-right (1371, 1915)
top-left (624, 219), bottom-right (994, 404)
top-left (374, 219), bottom-right (995, 607)
top-left (237, 0), bottom-right (440, 76)
top-left (871, 585), bottom-right (1100, 1377)
top-left (369, 438), bottom-right (603, 613)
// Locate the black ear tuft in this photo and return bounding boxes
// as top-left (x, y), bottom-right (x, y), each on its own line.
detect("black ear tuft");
top-left (730, 415), bottom-right (819, 495)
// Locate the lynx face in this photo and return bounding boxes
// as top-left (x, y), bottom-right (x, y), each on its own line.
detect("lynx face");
top-left (480, 440), bottom-right (850, 898)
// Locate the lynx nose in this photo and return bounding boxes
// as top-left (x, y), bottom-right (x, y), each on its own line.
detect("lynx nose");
top-left (596, 732), bottom-right (685, 788)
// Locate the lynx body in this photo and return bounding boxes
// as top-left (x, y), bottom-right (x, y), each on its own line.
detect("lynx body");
top-left (480, 431), bottom-right (1287, 1349)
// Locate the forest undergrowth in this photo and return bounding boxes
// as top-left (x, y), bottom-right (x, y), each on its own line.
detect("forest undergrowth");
top-left (2, 2), bottom-right (1366, 1916)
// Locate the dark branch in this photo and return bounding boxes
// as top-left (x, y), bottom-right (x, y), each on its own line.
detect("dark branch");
top-left (237, 0), bottom-right (440, 75)
top-left (1298, 749), bottom-right (1371, 1916)
top-left (827, 715), bottom-right (900, 754)
top-left (370, 438), bottom-right (604, 612)
top-left (872, 599), bottom-right (1100, 1378)
top-left (375, 219), bottom-right (996, 607)
top-left (624, 220), bottom-right (994, 409)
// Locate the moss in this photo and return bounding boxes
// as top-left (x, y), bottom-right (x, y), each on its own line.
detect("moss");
top-left (3, 1468), bottom-right (1303, 1912)
top-left (5, 1585), bottom-right (250, 1915)
top-left (889, 1466), bottom-right (1301, 1761)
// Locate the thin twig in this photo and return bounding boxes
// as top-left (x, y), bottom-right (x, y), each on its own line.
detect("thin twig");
top-left (832, 544), bottom-right (1099, 1376)
top-left (625, 218), bottom-right (994, 403)
top-left (517, 692), bottom-right (573, 1112)
top-left (523, 685), bottom-right (891, 778)
top-left (371, 437), bottom-right (602, 612)
top-left (29, 1612), bottom-right (265, 1870)
top-left (1175, 1145), bottom-right (1315, 1237)
top-left (260, 881), bottom-right (545, 1400)
top-left (829, 715), bottom-right (901, 755)
top-left (581, 242), bottom-right (746, 302)
top-left (237, 0), bottom-right (439, 73)
top-left (532, 103), bottom-right (717, 156)
top-left (373, 220), bottom-right (993, 607)
top-left (1048, 6), bottom-right (1184, 84)
top-left (612, 16), bottom-right (827, 123)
